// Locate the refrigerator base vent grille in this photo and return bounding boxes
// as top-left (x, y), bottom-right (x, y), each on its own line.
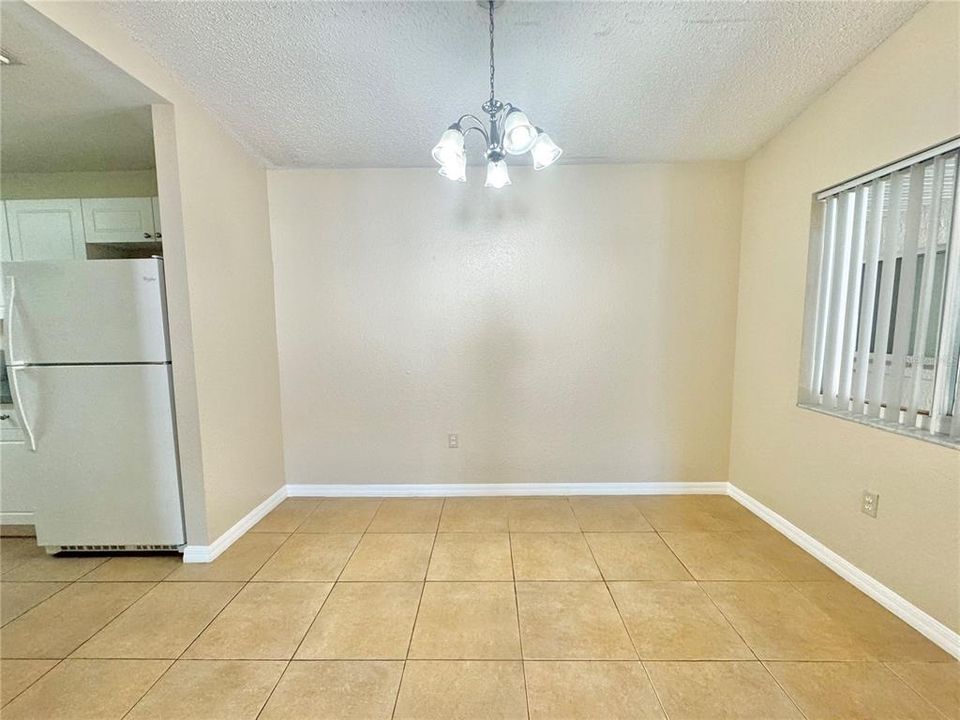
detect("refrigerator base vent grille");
top-left (51, 544), bottom-right (182, 553)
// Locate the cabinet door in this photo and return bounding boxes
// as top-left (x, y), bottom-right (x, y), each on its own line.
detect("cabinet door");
top-left (151, 196), bottom-right (162, 239)
top-left (0, 204), bottom-right (11, 262)
top-left (81, 197), bottom-right (156, 244)
top-left (6, 200), bottom-right (86, 260)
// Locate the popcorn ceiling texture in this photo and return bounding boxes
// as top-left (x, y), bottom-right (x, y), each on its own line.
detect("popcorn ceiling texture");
top-left (97, 1), bottom-right (921, 168)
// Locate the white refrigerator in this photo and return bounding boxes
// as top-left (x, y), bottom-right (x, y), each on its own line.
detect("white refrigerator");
top-left (2, 259), bottom-right (185, 549)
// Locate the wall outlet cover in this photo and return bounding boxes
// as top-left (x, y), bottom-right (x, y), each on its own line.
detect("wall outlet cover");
top-left (861, 490), bottom-right (879, 518)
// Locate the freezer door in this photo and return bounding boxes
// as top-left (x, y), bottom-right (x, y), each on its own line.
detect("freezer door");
top-left (12, 364), bottom-right (185, 547)
top-left (4, 259), bottom-right (170, 365)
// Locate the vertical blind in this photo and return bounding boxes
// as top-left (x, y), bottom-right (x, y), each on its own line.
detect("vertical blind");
top-left (799, 139), bottom-right (960, 443)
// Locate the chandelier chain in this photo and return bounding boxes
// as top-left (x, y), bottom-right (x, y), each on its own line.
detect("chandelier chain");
top-left (488, 0), bottom-right (495, 105)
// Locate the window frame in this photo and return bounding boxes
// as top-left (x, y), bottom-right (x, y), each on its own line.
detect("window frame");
top-left (798, 136), bottom-right (960, 448)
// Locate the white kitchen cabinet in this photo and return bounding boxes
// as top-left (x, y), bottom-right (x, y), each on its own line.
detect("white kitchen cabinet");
top-left (5, 199), bottom-right (86, 261)
top-left (81, 197), bottom-right (158, 244)
top-left (151, 196), bottom-right (162, 239)
top-left (1, 205), bottom-right (11, 262)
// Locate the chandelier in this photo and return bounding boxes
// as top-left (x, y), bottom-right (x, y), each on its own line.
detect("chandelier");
top-left (431, 0), bottom-right (562, 188)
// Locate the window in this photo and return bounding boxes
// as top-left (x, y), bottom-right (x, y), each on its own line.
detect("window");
top-left (799, 138), bottom-right (960, 446)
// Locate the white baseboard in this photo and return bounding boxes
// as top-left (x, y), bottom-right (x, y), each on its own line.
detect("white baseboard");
top-left (0, 511), bottom-right (34, 525)
top-left (181, 485), bottom-right (287, 563)
top-left (285, 481), bottom-right (728, 497)
top-left (728, 483), bottom-right (960, 660)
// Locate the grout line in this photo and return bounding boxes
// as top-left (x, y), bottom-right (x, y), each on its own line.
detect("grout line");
top-left (507, 527), bottom-right (531, 720)
top-left (758, 660), bottom-right (812, 720)
top-left (389, 499), bottom-right (443, 720)
top-left (120, 528), bottom-right (296, 719)
top-left (253, 515), bottom-right (370, 720)
top-left (581, 521), bottom-right (670, 720)
top-left (880, 660), bottom-right (953, 720)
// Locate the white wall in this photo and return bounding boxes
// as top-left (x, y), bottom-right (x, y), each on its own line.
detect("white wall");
top-left (730, 1), bottom-right (960, 632)
top-left (268, 163), bottom-right (743, 488)
top-left (29, 1), bottom-right (286, 542)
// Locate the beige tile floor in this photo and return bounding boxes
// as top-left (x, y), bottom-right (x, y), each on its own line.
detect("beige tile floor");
top-left (0, 495), bottom-right (956, 719)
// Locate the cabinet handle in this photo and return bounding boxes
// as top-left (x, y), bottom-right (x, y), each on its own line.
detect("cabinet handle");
top-left (155, 232), bottom-right (162, 239)
top-left (0, 414), bottom-right (10, 421)
top-left (143, 233), bottom-right (152, 239)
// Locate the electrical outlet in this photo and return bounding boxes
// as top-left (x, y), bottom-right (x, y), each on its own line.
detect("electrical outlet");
top-left (861, 490), bottom-right (879, 518)
top-left (448, 433), bottom-right (459, 449)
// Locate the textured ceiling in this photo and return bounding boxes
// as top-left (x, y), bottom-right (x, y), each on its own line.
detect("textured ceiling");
top-left (0, 2), bottom-right (163, 173)
top-left (97, 0), bottom-right (922, 168)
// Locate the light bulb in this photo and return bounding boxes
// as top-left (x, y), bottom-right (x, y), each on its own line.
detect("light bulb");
top-left (484, 159), bottom-right (511, 189)
top-left (530, 131), bottom-right (562, 170)
top-left (438, 152), bottom-right (466, 182)
top-left (431, 128), bottom-right (465, 167)
top-left (502, 111), bottom-right (537, 155)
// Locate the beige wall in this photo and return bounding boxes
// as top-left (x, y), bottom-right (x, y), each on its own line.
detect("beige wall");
top-left (1, 170), bottom-right (158, 199)
top-left (268, 163), bottom-right (743, 487)
top-left (730, 1), bottom-right (960, 632)
top-left (30, 1), bottom-right (286, 542)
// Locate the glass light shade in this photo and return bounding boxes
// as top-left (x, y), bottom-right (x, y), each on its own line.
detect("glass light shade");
top-left (438, 152), bottom-right (466, 182)
top-left (502, 111), bottom-right (537, 155)
top-left (484, 159), bottom-right (511, 189)
top-left (530, 132), bottom-right (562, 170)
top-left (431, 128), bottom-right (465, 166)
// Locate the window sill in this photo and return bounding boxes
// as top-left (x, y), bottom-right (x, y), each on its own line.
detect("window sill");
top-left (797, 402), bottom-right (960, 450)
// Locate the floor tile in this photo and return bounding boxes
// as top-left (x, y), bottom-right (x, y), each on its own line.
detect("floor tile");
top-left (693, 496), bottom-right (773, 532)
top-left (1, 554), bottom-right (108, 582)
top-left (609, 581), bottom-right (753, 660)
top-left (394, 660), bottom-right (527, 720)
top-left (767, 661), bottom-right (941, 720)
top-left (525, 660), bottom-right (664, 719)
top-left (125, 659), bottom-right (286, 720)
top-left (516, 581), bottom-right (636, 660)
top-left (0, 659), bottom-right (58, 706)
top-left (885, 661), bottom-right (960, 719)
top-left (794, 581), bottom-right (954, 661)
top-left (585, 533), bottom-right (693, 580)
top-left (298, 498), bottom-right (381, 533)
top-left (569, 496), bottom-right (653, 532)
top-left (165, 533), bottom-right (287, 582)
top-left (250, 499), bottom-right (320, 533)
top-left (409, 582), bottom-right (521, 659)
top-left (511, 533), bottom-right (601, 580)
top-left (508, 497), bottom-right (580, 532)
top-left (702, 581), bottom-right (874, 660)
top-left (0, 538), bottom-right (47, 574)
top-left (296, 581), bottom-right (422, 659)
top-left (659, 532), bottom-right (784, 580)
top-left (439, 498), bottom-right (510, 532)
top-left (427, 533), bottom-right (513, 580)
top-left (259, 660), bottom-right (403, 720)
top-left (72, 582), bottom-right (242, 658)
top-left (0, 658), bottom-right (171, 720)
top-left (0, 582), bottom-right (68, 625)
top-left (184, 582), bottom-right (331, 660)
top-left (0, 525), bottom-right (36, 538)
top-left (77, 555), bottom-right (182, 582)
top-left (0, 582), bottom-right (154, 658)
top-left (743, 532), bottom-right (836, 580)
top-left (635, 496), bottom-right (731, 532)
top-left (367, 498), bottom-right (443, 533)
top-left (251, 533), bottom-right (360, 581)
top-left (340, 533), bottom-right (434, 581)
top-left (645, 661), bottom-right (802, 719)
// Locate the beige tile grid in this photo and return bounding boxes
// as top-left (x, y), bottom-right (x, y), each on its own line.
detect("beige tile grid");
top-left (0, 495), bottom-right (954, 720)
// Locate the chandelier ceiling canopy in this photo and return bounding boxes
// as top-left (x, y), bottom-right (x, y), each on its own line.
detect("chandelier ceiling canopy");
top-left (431, 0), bottom-right (562, 188)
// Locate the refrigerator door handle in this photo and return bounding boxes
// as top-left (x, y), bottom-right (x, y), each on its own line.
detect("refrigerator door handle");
top-left (3, 277), bottom-right (36, 452)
